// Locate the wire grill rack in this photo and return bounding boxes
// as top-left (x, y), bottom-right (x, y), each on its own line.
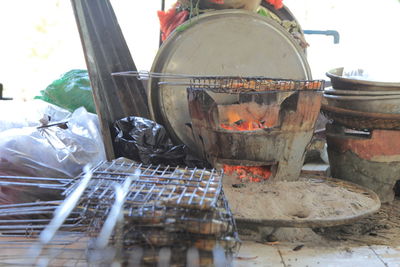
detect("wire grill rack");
top-left (188, 76), bottom-right (324, 93)
top-left (0, 233), bottom-right (89, 266)
top-left (64, 160), bottom-right (223, 211)
top-left (0, 201), bottom-right (87, 236)
top-left (64, 161), bottom-right (237, 241)
top-left (112, 70), bottom-right (325, 93)
top-left (0, 160), bottom-right (240, 266)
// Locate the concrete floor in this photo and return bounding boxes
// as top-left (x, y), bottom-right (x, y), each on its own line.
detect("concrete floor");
top-left (1, 237), bottom-right (399, 266)
top-left (234, 241), bottom-right (400, 267)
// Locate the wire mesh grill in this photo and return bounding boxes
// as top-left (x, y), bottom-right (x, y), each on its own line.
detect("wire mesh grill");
top-left (63, 161), bottom-right (236, 239)
top-left (111, 70), bottom-right (325, 93)
top-left (64, 161), bottom-right (223, 211)
top-left (0, 201), bottom-right (87, 236)
top-left (70, 161), bottom-right (238, 265)
top-left (0, 233), bottom-right (89, 266)
top-left (188, 76), bottom-right (325, 93)
top-left (0, 160), bottom-right (240, 266)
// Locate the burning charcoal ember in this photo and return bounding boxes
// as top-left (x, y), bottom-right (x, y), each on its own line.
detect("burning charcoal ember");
top-left (223, 165), bottom-right (272, 182)
top-left (218, 104), bottom-right (280, 131)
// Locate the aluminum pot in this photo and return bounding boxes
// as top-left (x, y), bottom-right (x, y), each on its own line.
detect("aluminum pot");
top-left (326, 67), bottom-right (400, 91)
top-left (324, 93), bottom-right (400, 114)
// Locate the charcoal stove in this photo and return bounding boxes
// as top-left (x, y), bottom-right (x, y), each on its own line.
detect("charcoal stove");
top-left (326, 122), bottom-right (400, 203)
top-left (187, 77), bottom-right (324, 181)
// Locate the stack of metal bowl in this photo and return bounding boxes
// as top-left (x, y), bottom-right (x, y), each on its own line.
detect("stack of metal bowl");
top-left (322, 68), bottom-right (400, 203)
top-left (324, 67), bottom-right (400, 114)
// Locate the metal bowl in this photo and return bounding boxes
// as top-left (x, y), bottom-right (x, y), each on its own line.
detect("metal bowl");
top-left (324, 87), bottom-right (400, 96)
top-left (324, 93), bottom-right (400, 114)
top-left (326, 67), bottom-right (400, 91)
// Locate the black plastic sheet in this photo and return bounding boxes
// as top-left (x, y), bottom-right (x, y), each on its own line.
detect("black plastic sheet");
top-left (113, 117), bottom-right (209, 168)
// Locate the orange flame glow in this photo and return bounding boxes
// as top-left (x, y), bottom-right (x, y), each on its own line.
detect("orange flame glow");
top-left (223, 165), bottom-right (272, 182)
top-left (220, 109), bottom-right (265, 131)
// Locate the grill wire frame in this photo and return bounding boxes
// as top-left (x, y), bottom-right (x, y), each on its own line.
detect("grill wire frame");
top-left (0, 161), bottom-right (240, 265)
top-left (111, 70), bottom-right (325, 94)
top-left (188, 76), bottom-right (325, 94)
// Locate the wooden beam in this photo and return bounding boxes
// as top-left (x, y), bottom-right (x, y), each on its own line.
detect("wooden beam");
top-left (71, 0), bottom-right (150, 160)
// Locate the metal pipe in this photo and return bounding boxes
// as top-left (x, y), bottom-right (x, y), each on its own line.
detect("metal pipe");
top-left (303, 30), bottom-right (340, 44)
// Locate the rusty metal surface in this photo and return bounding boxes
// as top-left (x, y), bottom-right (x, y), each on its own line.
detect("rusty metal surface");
top-left (326, 123), bottom-right (400, 203)
top-left (326, 124), bottom-right (400, 162)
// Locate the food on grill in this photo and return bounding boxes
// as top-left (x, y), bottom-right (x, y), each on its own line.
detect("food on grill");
top-left (209, 79), bottom-right (324, 93)
top-left (185, 219), bottom-right (229, 235)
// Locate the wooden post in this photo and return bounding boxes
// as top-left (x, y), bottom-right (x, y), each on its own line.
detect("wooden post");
top-left (71, 0), bottom-right (150, 160)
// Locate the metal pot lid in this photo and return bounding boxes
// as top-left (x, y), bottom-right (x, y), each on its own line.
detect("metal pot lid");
top-left (148, 10), bottom-right (311, 153)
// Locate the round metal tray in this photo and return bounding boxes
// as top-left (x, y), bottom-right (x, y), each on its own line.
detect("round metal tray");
top-left (149, 10), bottom-right (311, 155)
top-left (230, 176), bottom-right (381, 228)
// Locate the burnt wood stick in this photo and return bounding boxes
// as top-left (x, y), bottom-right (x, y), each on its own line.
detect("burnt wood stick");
top-left (71, 0), bottom-right (150, 160)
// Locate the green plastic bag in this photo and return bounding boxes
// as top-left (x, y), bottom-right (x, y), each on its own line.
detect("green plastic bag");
top-left (35, 69), bottom-right (96, 114)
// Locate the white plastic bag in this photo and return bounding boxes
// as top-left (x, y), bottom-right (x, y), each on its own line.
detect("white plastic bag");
top-left (0, 100), bottom-right (71, 132)
top-left (0, 107), bottom-right (106, 178)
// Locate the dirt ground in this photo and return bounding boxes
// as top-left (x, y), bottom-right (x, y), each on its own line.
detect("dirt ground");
top-left (236, 198), bottom-right (400, 248)
top-left (225, 170), bottom-right (400, 248)
top-left (223, 177), bottom-right (378, 222)
top-left (313, 198), bottom-right (400, 247)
